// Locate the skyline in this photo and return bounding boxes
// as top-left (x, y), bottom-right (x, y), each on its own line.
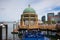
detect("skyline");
top-left (0, 0), bottom-right (60, 22)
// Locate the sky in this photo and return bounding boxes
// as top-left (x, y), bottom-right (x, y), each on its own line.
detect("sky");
top-left (0, 0), bottom-right (60, 22)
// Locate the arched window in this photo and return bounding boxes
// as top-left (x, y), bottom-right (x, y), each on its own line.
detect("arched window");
top-left (24, 20), bottom-right (29, 26)
top-left (30, 20), bottom-right (34, 26)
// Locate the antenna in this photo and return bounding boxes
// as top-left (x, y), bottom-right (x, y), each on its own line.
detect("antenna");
top-left (28, 4), bottom-right (30, 7)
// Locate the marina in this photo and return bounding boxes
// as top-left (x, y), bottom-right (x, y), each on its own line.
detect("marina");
top-left (0, 1), bottom-right (60, 40)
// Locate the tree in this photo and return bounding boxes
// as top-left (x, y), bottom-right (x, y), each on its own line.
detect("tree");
top-left (51, 21), bottom-right (56, 24)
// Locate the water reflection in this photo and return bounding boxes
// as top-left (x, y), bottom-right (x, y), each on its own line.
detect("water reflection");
top-left (18, 30), bottom-right (60, 40)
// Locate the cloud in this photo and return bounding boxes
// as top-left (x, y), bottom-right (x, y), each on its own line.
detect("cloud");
top-left (30, 0), bottom-right (60, 20)
top-left (0, 0), bottom-right (60, 21)
top-left (52, 6), bottom-right (60, 11)
top-left (0, 0), bottom-right (28, 21)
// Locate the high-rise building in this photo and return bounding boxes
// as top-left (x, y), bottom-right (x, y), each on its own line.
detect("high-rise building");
top-left (54, 12), bottom-right (60, 22)
top-left (41, 16), bottom-right (45, 23)
top-left (54, 15), bottom-right (60, 22)
top-left (47, 13), bottom-right (54, 21)
top-left (47, 12), bottom-right (60, 23)
top-left (58, 12), bottom-right (60, 17)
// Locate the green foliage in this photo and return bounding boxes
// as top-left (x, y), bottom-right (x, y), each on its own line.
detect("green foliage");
top-left (51, 21), bottom-right (56, 24)
top-left (44, 21), bottom-right (56, 24)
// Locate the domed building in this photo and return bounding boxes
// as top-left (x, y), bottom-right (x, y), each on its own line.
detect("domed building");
top-left (20, 5), bottom-right (38, 29)
top-left (12, 5), bottom-right (57, 37)
top-left (23, 7), bottom-right (36, 13)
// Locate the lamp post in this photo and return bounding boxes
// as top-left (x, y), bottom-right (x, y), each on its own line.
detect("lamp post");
top-left (0, 25), bottom-right (2, 40)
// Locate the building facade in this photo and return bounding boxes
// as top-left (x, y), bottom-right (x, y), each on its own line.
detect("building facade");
top-left (47, 13), bottom-right (54, 21)
top-left (58, 12), bottom-right (60, 17)
top-left (47, 12), bottom-right (60, 23)
top-left (20, 5), bottom-right (38, 29)
top-left (41, 16), bottom-right (45, 23)
top-left (54, 12), bottom-right (60, 23)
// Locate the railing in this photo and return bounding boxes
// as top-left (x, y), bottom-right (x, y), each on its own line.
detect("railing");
top-left (19, 24), bottom-right (56, 30)
top-left (38, 24), bottom-right (56, 30)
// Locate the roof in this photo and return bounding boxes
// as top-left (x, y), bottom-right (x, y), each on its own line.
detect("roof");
top-left (23, 6), bottom-right (36, 13)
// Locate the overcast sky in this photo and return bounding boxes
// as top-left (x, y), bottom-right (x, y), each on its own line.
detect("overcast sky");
top-left (0, 0), bottom-right (60, 22)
